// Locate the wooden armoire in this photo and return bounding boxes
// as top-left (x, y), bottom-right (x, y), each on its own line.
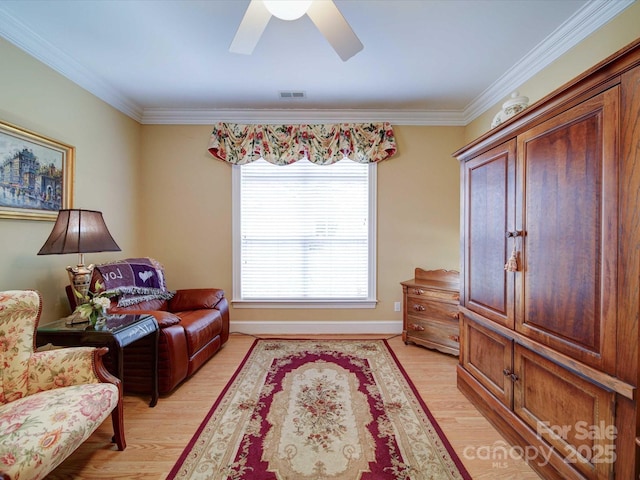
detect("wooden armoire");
top-left (455, 38), bottom-right (640, 480)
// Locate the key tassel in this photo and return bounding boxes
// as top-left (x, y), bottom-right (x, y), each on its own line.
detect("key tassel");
top-left (504, 245), bottom-right (518, 272)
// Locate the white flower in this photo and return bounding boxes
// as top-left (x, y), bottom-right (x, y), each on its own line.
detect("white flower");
top-left (93, 296), bottom-right (111, 312)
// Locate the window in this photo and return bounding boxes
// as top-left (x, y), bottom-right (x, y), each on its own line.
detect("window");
top-left (232, 158), bottom-right (376, 308)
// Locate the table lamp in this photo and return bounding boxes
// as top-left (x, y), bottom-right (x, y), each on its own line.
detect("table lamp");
top-left (38, 209), bottom-right (121, 304)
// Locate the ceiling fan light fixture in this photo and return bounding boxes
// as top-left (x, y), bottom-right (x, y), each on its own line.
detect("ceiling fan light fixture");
top-left (231, 0), bottom-right (362, 61)
top-left (263, 0), bottom-right (312, 21)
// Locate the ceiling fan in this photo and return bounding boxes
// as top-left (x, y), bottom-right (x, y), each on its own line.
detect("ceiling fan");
top-left (230, 0), bottom-right (364, 61)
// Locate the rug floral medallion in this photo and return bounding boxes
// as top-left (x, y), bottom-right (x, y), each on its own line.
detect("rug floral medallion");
top-left (167, 339), bottom-right (471, 480)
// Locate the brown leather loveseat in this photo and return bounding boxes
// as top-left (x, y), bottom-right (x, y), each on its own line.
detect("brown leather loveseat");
top-left (68, 258), bottom-right (229, 395)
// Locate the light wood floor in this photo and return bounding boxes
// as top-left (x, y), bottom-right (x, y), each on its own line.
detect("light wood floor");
top-left (48, 334), bottom-right (541, 479)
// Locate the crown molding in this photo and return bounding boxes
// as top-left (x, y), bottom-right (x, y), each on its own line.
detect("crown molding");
top-left (0, 0), bottom-right (633, 127)
top-left (139, 108), bottom-right (467, 125)
top-left (462, 0), bottom-right (634, 122)
top-left (0, 5), bottom-right (143, 121)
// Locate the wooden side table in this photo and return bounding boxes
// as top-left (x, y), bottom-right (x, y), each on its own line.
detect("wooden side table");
top-left (401, 268), bottom-right (460, 356)
top-left (36, 314), bottom-right (159, 407)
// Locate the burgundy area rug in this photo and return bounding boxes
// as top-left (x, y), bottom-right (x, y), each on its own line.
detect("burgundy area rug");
top-left (167, 339), bottom-right (471, 480)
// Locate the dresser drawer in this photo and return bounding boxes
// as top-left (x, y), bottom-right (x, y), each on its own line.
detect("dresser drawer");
top-left (405, 317), bottom-right (460, 352)
top-left (407, 287), bottom-right (459, 304)
top-left (406, 297), bottom-right (459, 323)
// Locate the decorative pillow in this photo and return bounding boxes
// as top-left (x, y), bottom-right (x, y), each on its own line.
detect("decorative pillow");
top-left (96, 257), bottom-right (161, 289)
top-left (92, 257), bottom-right (174, 307)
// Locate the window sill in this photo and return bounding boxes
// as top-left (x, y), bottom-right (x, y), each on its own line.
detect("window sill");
top-left (231, 299), bottom-right (378, 309)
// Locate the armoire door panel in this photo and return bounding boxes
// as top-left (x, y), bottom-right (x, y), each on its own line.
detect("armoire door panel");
top-left (513, 345), bottom-right (615, 480)
top-left (516, 89), bottom-right (619, 374)
top-left (461, 316), bottom-right (513, 407)
top-left (463, 140), bottom-right (516, 329)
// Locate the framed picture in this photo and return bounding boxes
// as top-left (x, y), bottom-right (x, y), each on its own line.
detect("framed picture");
top-left (0, 120), bottom-right (74, 221)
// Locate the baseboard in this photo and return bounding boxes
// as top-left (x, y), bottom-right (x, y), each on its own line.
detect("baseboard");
top-left (230, 320), bottom-right (403, 335)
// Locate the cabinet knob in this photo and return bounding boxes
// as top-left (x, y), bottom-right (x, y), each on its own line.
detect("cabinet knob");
top-left (503, 368), bottom-right (511, 376)
top-left (505, 230), bottom-right (522, 238)
top-left (413, 304), bottom-right (425, 311)
top-left (412, 288), bottom-right (425, 295)
top-left (409, 323), bottom-right (425, 331)
top-left (449, 335), bottom-right (460, 343)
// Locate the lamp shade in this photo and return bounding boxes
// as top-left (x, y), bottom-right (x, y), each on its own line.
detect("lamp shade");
top-left (38, 209), bottom-right (121, 255)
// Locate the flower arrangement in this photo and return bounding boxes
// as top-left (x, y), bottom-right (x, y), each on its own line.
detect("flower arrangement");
top-left (73, 280), bottom-right (115, 326)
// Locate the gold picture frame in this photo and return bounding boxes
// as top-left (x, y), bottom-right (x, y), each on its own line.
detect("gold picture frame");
top-left (0, 120), bottom-right (74, 221)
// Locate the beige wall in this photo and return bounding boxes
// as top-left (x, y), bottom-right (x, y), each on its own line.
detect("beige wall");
top-left (0, 38), bottom-right (141, 323)
top-left (465, 2), bottom-right (640, 142)
top-left (139, 124), bottom-right (464, 328)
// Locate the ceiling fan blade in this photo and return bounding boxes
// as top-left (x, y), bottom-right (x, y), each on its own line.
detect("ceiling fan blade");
top-left (229, 0), bottom-right (272, 55)
top-left (307, 0), bottom-right (363, 61)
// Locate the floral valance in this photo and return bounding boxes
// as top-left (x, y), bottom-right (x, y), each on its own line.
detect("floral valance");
top-left (207, 122), bottom-right (397, 165)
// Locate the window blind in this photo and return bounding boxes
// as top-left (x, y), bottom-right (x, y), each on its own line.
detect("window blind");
top-left (236, 158), bottom-right (374, 302)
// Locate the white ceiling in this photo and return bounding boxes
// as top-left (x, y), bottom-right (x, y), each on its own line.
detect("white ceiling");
top-left (0, 0), bottom-right (633, 125)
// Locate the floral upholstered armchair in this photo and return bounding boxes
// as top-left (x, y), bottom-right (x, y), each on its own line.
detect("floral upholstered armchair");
top-left (0, 290), bottom-right (125, 480)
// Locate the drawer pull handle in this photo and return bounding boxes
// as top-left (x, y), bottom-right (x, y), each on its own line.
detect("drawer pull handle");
top-left (449, 335), bottom-right (460, 343)
top-left (409, 323), bottom-right (425, 331)
top-left (412, 288), bottom-right (425, 295)
top-left (413, 305), bottom-right (425, 311)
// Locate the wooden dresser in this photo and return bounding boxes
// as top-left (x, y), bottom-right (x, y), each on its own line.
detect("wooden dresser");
top-left (401, 268), bottom-right (460, 356)
top-left (455, 39), bottom-right (640, 480)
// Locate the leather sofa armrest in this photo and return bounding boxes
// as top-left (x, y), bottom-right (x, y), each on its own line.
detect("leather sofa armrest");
top-left (147, 311), bottom-right (181, 328)
top-left (168, 288), bottom-right (225, 312)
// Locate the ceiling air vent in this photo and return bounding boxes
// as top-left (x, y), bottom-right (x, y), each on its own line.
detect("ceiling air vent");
top-left (279, 91), bottom-right (306, 99)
